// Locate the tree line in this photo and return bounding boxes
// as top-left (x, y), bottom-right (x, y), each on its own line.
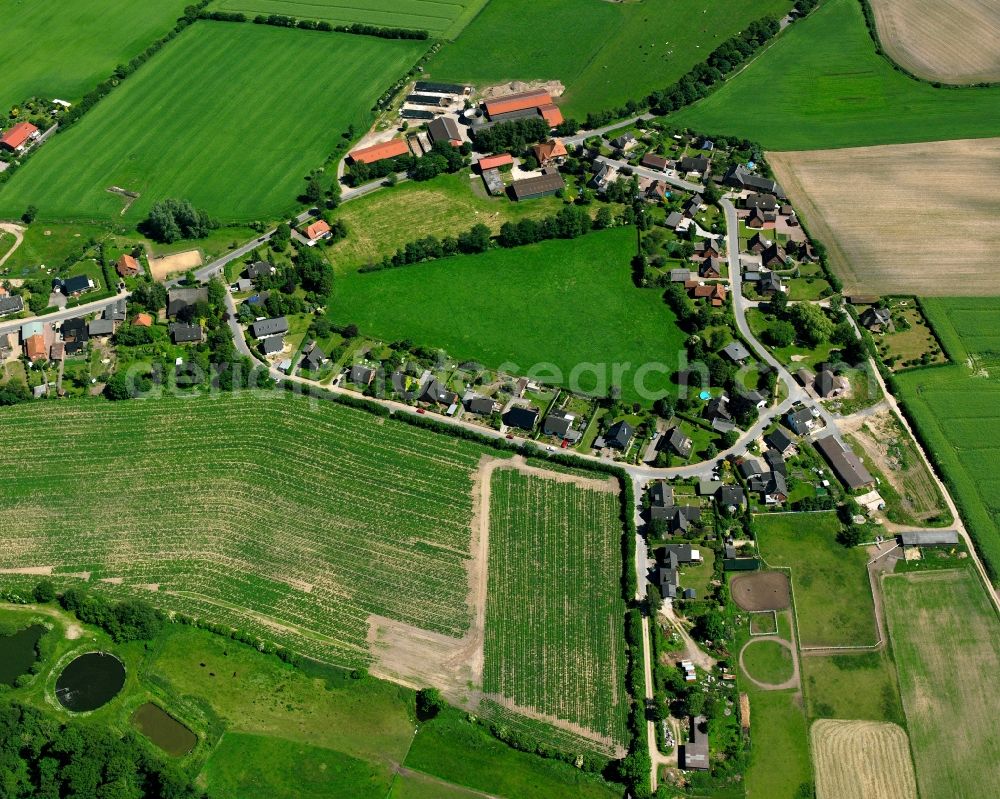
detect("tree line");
top-left (200, 10), bottom-right (429, 39)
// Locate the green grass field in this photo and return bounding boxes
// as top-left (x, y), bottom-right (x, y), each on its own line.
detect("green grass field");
top-left (484, 468), bottom-right (628, 750)
top-left (427, 0), bottom-right (792, 119)
top-left (331, 227), bottom-right (685, 404)
top-left (211, 0), bottom-right (489, 38)
top-left (883, 569), bottom-right (1000, 798)
top-left (741, 639), bottom-right (793, 685)
top-left (670, 0), bottom-right (1000, 150)
top-left (895, 298), bottom-right (1000, 582)
top-left (743, 688), bottom-right (812, 798)
top-left (801, 651), bottom-right (904, 725)
top-left (754, 512), bottom-right (877, 647)
top-left (0, 394), bottom-right (489, 666)
top-left (0, 0), bottom-right (192, 113)
top-left (0, 22), bottom-right (425, 224)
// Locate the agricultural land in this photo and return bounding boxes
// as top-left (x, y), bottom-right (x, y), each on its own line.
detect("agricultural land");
top-left (0, 23), bottom-right (425, 223)
top-left (670, 0), bottom-right (1000, 149)
top-left (868, 0), bottom-right (1000, 84)
top-left (210, 0), bottom-right (490, 38)
top-left (427, 0), bottom-right (793, 118)
top-left (811, 719), bottom-right (917, 799)
top-left (331, 227), bottom-right (686, 404)
top-left (768, 137), bottom-right (1000, 295)
top-left (894, 297), bottom-right (1000, 580)
top-left (883, 569), bottom-right (1000, 798)
top-left (0, 0), bottom-right (192, 113)
top-left (483, 466), bottom-right (628, 753)
top-left (0, 395), bottom-right (487, 666)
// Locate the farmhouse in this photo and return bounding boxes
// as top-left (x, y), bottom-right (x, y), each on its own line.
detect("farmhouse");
top-left (168, 322), bottom-right (202, 344)
top-left (483, 90), bottom-right (564, 126)
top-left (510, 170), bottom-right (565, 201)
top-left (427, 116), bottom-right (462, 147)
top-left (250, 317), bottom-right (288, 339)
top-left (115, 253), bottom-right (140, 277)
top-left (681, 716), bottom-right (710, 771)
top-left (167, 287), bottom-right (208, 318)
top-left (503, 404), bottom-right (539, 431)
top-left (532, 138), bottom-right (567, 166)
top-left (815, 434), bottom-right (875, 490)
top-left (304, 219), bottom-right (332, 244)
top-left (0, 121), bottom-right (40, 152)
top-left (348, 138), bottom-right (410, 165)
top-left (0, 294), bottom-right (24, 317)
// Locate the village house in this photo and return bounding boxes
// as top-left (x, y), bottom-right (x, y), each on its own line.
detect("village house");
top-left (678, 155), bottom-right (709, 175)
top-left (55, 275), bottom-right (94, 298)
top-left (304, 219), bottom-right (332, 245)
top-left (115, 253), bottom-right (140, 277)
top-left (657, 543), bottom-right (703, 598)
top-left (815, 366), bottom-right (848, 398)
top-left (760, 242), bottom-right (787, 268)
top-left (610, 132), bottom-right (638, 152)
top-left (641, 152), bottom-right (671, 171)
top-left (167, 287), bottom-right (208, 318)
top-left (421, 378), bottom-right (458, 407)
top-left (859, 306), bottom-right (893, 332)
top-left (723, 164), bottom-right (784, 197)
top-left (0, 121), bottom-right (40, 153)
top-left (246, 260), bottom-right (276, 281)
top-left (250, 316), bottom-right (288, 339)
top-left (699, 257), bottom-right (722, 279)
top-left (786, 407), bottom-right (818, 435)
top-left (604, 420), bottom-right (634, 451)
top-left (301, 343), bottom-right (327, 372)
top-left (0, 292), bottom-right (24, 318)
top-left (662, 426), bottom-right (693, 458)
top-left (705, 394), bottom-right (732, 424)
top-left (88, 318), bottom-right (114, 339)
top-left (465, 395), bottom-right (496, 416)
top-left (503, 404), bottom-right (539, 431)
top-left (532, 138), bottom-right (567, 167)
top-left (350, 364), bottom-right (376, 387)
top-left (168, 322), bottom-right (203, 344)
top-left (543, 411), bottom-right (580, 442)
top-left (665, 210), bottom-right (684, 230)
top-left (683, 193), bottom-right (704, 218)
top-left (765, 428), bottom-right (797, 457)
top-left (757, 272), bottom-right (784, 296)
top-left (693, 239), bottom-right (719, 259)
top-left (722, 340), bottom-right (751, 364)
top-left (692, 282), bottom-right (727, 307)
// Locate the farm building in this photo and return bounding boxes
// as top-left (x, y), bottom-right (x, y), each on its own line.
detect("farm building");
top-left (483, 89), bottom-right (564, 127)
top-left (406, 94), bottom-right (448, 107)
top-left (400, 109), bottom-right (435, 121)
top-left (814, 434), bottom-right (875, 490)
top-left (414, 81), bottom-right (468, 95)
top-left (115, 253), bottom-right (140, 277)
top-left (681, 716), bottom-right (710, 771)
top-left (348, 138), bottom-right (411, 165)
top-left (0, 121), bottom-right (40, 152)
top-left (477, 153), bottom-right (513, 171)
top-left (427, 116), bottom-right (462, 147)
top-left (510, 170), bottom-right (565, 201)
top-left (532, 138), bottom-right (567, 166)
top-left (304, 220), bottom-right (331, 244)
top-left (898, 531), bottom-right (960, 547)
top-left (481, 168), bottom-right (505, 196)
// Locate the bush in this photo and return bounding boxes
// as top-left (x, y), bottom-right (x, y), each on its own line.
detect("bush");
top-left (141, 198), bottom-right (218, 243)
top-left (416, 687), bottom-right (445, 720)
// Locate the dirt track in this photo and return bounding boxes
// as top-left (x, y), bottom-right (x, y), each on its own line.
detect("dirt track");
top-left (769, 138), bottom-right (1000, 295)
top-left (869, 0), bottom-right (1000, 84)
top-left (731, 571), bottom-right (791, 611)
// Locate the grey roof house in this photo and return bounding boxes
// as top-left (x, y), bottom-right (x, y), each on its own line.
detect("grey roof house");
top-left (250, 317), bottom-right (289, 339)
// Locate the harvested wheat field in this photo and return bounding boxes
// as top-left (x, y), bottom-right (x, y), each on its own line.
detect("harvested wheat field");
top-left (812, 719), bottom-right (917, 799)
top-left (869, 0), bottom-right (1000, 84)
top-left (770, 138), bottom-right (1000, 295)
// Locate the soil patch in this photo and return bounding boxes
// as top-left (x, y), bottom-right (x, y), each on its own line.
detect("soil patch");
top-left (147, 249), bottom-right (203, 281)
top-left (731, 570), bottom-right (791, 611)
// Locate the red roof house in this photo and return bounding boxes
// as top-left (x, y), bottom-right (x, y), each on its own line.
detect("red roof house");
top-left (116, 253), bottom-right (140, 277)
top-left (305, 220), bottom-right (331, 242)
top-left (25, 334), bottom-right (47, 362)
top-left (0, 122), bottom-right (39, 152)
top-left (348, 138), bottom-right (410, 165)
top-left (134, 313), bottom-right (154, 327)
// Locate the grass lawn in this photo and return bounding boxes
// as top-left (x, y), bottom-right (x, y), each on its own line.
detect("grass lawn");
top-left (746, 307), bottom-right (838, 370)
top-left (883, 569), bottom-right (1000, 798)
top-left (670, 0), bottom-right (1000, 150)
top-left (0, 222), bottom-right (109, 280)
top-left (210, 0), bottom-right (489, 38)
top-left (326, 173), bottom-right (564, 272)
top-left (0, 0), bottom-right (192, 113)
top-left (427, 0), bottom-right (792, 120)
top-left (754, 512), bottom-right (878, 647)
top-left (895, 298), bottom-right (1000, 582)
top-left (404, 709), bottom-right (622, 799)
top-left (388, 771), bottom-right (488, 799)
top-left (801, 651), bottom-right (904, 726)
top-left (330, 228), bottom-right (686, 405)
top-left (202, 732), bottom-right (387, 799)
top-left (743, 688), bottom-right (812, 798)
top-left (0, 22), bottom-right (425, 224)
top-left (741, 639), bottom-right (794, 684)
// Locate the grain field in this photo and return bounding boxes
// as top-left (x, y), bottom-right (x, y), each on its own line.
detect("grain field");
top-left (812, 719), bottom-right (917, 799)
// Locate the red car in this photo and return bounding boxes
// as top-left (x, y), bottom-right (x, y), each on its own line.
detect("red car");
top-left (416, 408), bottom-right (425, 414)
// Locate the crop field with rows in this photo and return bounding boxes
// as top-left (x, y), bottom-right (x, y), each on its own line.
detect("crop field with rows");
top-left (483, 469), bottom-right (628, 752)
top-left (0, 395), bottom-right (488, 666)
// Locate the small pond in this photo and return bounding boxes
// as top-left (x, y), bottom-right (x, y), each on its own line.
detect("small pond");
top-left (132, 703), bottom-right (197, 756)
top-left (55, 652), bottom-right (126, 712)
top-left (0, 624), bottom-right (45, 686)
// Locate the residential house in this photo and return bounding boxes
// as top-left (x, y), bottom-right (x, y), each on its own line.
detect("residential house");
top-left (116, 254), bottom-right (140, 277)
top-left (665, 211), bottom-right (684, 230)
top-left (348, 138), bottom-right (410, 165)
top-left (304, 219), bottom-right (332, 244)
top-left (683, 194), bottom-right (704, 218)
top-left (641, 153), bottom-right (671, 171)
top-left (765, 428), bottom-right (796, 457)
top-left (589, 162), bottom-right (619, 194)
top-left (746, 231), bottom-right (769, 255)
top-left (723, 164), bottom-right (783, 197)
top-left (605, 420), bottom-right (634, 450)
top-left (717, 485), bottom-right (747, 512)
top-left (543, 411), bottom-right (577, 441)
top-left (700, 139), bottom-right (714, 151)
top-left (699, 258), bottom-right (722, 279)
top-left (466, 395), bottom-right (496, 416)
top-left (786, 407), bottom-right (817, 435)
top-left (722, 341), bottom-right (751, 364)
top-left (745, 389), bottom-right (768, 409)
top-left (705, 395), bottom-right (731, 423)
top-left (511, 169), bottom-right (565, 201)
top-left (0, 121), bottom-right (40, 152)
top-left (760, 242), bottom-right (787, 268)
top-left (421, 378), bottom-right (458, 406)
top-left (103, 299), bottom-right (127, 323)
top-left (764, 449), bottom-right (787, 477)
top-left (815, 435), bottom-right (876, 489)
top-left (815, 367), bottom-right (847, 398)
top-left (738, 458), bottom-right (764, 480)
top-left (648, 481), bottom-right (675, 520)
top-left (301, 344), bottom-right (327, 372)
top-left (859, 307), bottom-right (892, 332)
top-left (60, 318), bottom-right (89, 353)
top-left (168, 322), bottom-right (202, 344)
top-left (58, 275), bottom-right (94, 297)
top-left (758, 272), bottom-right (784, 296)
top-left (610, 132), bottom-right (638, 152)
top-left (503, 404), bottom-right (539, 431)
top-left (88, 319), bottom-right (114, 338)
top-left (533, 139), bottom-right (567, 166)
top-left (680, 716), bottom-right (710, 771)
top-left (692, 283), bottom-right (727, 306)
top-left (167, 287), bottom-right (208, 318)
top-left (427, 116), bottom-right (462, 147)
top-left (49, 341), bottom-right (65, 361)
top-left (350, 364), bottom-right (376, 386)
top-left (0, 294), bottom-right (24, 317)
top-left (247, 260), bottom-right (276, 280)
top-left (250, 317), bottom-right (288, 339)
top-left (748, 469), bottom-right (788, 504)
top-left (745, 192), bottom-right (779, 214)
top-left (662, 427), bottom-right (693, 458)
top-left (795, 367), bottom-right (814, 387)
top-left (678, 155), bottom-right (709, 175)
top-left (25, 334), bottom-right (47, 362)
top-left (261, 335), bottom-right (284, 356)
top-left (669, 269), bottom-right (692, 283)
top-left (693, 239), bottom-right (719, 259)
top-left (746, 207), bottom-right (770, 229)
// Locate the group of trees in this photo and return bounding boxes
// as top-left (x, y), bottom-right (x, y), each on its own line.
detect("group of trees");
top-left (764, 294), bottom-right (862, 361)
top-left (58, 589), bottom-right (164, 643)
top-left (472, 117), bottom-right (550, 155)
top-left (141, 199), bottom-right (218, 243)
top-left (497, 204), bottom-right (605, 247)
top-left (360, 222), bottom-right (492, 271)
top-left (0, 701), bottom-right (203, 799)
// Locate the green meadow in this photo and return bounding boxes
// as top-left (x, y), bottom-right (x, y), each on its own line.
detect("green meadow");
top-left (428, 0), bottom-right (792, 119)
top-left (211, 0), bottom-right (489, 38)
top-left (330, 227), bottom-right (686, 404)
top-left (670, 0), bottom-right (1000, 150)
top-left (0, 22), bottom-right (424, 224)
top-left (0, 0), bottom-right (192, 113)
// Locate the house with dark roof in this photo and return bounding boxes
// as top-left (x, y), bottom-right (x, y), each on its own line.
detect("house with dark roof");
top-left (680, 716), bottom-right (710, 771)
top-left (665, 210), bottom-right (684, 230)
top-left (815, 435), bottom-right (875, 490)
top-left (722, 341), bottom-right (751, 363)
top-left (670, 269), bottom-right (692, 283)
top-left (786, 407), bottom-right (817, 435)
top-left (88, 319), bottom-right (114, 338)
top-left (815, 367), bottom-right (847, 398)
top-left (427, 116), bottom-right (462, 147)
top-left (247, 260), bottom-right (275, 280)
top-left (169, 322), bottom-right (203, 344)
top-left (705, 395), bottom-right (731, 423)
top-left (764, 448), bottom-right (787, 477)
top-left (421, 378), bottom-right (458, 406)
top-left (60, 318), bottom-right (89, 345)
top-left (610, 132), bottom-right (638, 151)
top-left (641, 153), bottom-right (671, 171)
top-left (0, 294), bottom-right (24, 317)
top-left (699, 257), bottom-right (722, 279)
top-left (679, 155), bottom-right (709, 174)
top-left (503, 404), bottom-right (539, 431)
top-left (745, 192), bottom-right (779, 213)
top-left (58, 275), bottom-right (94, 297)
top-left (746, 231), bottom-right (769, 255)
top-left (301, 344), bottom-right (327, 372)
top-left (261, 335), bottom-right (284, 355)
top-left (350, 364), bottom-right (376, 386)
top-left (648, 481), bottom-right (675, 521)
top-left (466, 395), bottom-right (496, 416)
top-left (765, 428), bottom-right (796, 456)
top-left (250, 317), bottom-right (288, 339)
top-left (103, 299), bottom-right (127, 323)
top-left (760, 242), bottom-right (787, 268)
top-left (739, 458), bottom-right (764, 480)
top-left (859, 307), bottom-right (893, 332)
top-left (694, 239), bottom-right (720, 259)
top-left (758, 271), bottom-right (784, 296)
top-left (605, 420), bottom-right (634, 450)
top-left (657, 540), bottom-right (704, 597)
top-left (723, 164), bottom-right (783, 197)
top-left (717, 485), bottom-right (746, 512)
top-left (748, 470), bottom-right (788, 504)
top-left (663, 427), bottom-right (692, 458)
top-left (683, 194), bottom-right (704, 217)
top-left (543, 411), bottom-right (576, 439)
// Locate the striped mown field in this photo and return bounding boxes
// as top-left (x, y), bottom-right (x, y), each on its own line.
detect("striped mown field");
top-left (0, 22), bottom-right (425, 224)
